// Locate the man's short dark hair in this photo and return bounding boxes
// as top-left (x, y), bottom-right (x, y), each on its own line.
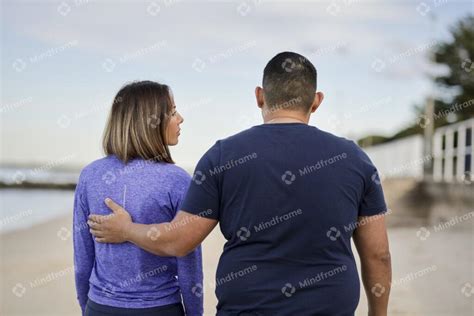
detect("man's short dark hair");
top-left (262, 52), bottom-right (317, 112)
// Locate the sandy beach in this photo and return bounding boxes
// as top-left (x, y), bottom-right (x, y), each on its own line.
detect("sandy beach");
top-left (1, 208), bottom-right (472, 316)
top-left (0, 213), bottom-right (225, 316)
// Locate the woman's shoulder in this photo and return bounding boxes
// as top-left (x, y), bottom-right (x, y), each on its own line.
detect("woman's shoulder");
top-left (78, 157), bottom-right (192, 187)
top-left (78, 156), bottom-right (119, 181)
top-left (162, 164), bottom-right (192, 183)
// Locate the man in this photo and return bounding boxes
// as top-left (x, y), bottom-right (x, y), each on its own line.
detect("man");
top-left (89, 52), bottom-right (391, 316)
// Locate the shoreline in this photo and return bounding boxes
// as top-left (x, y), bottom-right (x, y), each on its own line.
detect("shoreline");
top-left (0, 182), bottom-right (76, 190)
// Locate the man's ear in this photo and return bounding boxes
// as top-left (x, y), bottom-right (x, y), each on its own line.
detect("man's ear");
top-left (255, 86), bottom-right (264, 109)
top-left (310, 91), bottom-right (324, 113)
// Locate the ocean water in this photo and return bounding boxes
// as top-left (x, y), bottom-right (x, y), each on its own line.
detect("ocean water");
top-left (0, 167), bottom-right (79, 234)
top-left (0, 188), bottom-right (75, 234)
top-left (0, 166), bottom-right (79, 186)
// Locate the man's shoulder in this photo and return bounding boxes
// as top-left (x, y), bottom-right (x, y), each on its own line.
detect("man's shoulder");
top-left (220, 126), bottom-right (257, 143)
top-left (201, 127), bottom-right (257, 156)
top-left (315, 127), bottom-right (367, 157)
top-left (201, 125), bottom-right (368, 162)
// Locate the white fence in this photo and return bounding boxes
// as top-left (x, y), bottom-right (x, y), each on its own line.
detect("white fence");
top-left (433, 118), bottom-right (473, 183)
top-left (363, 118), bottom-right (474, 183)
top-left (364, 135), bottom-right (425, 180)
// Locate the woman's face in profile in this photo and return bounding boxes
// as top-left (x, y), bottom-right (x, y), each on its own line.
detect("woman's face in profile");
top-left (166, 97), bottom-right (184, 146)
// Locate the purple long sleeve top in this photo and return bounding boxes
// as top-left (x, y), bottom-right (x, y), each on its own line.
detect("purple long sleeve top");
top-left (73, 155), bottom-right (203, 315)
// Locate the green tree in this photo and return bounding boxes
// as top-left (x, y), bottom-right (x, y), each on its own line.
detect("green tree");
top-left (433, 15), bottom-right (474, 121)
top-left (358, 15), bottom-right (474, 147)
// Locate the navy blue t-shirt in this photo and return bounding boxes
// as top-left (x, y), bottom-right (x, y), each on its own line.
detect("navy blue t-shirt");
top-left (181, 123), bottom-right (387, 315)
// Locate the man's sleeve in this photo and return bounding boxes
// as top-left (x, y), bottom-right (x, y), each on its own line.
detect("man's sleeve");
top-left (358, 149), bottom-right (388, 217)
top-left (181, 142), bottom-right (221, 221)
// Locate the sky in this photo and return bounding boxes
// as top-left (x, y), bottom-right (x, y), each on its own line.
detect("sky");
top-left (1, 0), bottom-right (473, 170)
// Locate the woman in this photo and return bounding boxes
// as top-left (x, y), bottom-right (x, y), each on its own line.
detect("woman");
top-left (73, 81), bottom-right (202, 316)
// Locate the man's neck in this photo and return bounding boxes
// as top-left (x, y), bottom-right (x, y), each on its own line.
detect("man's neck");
top-left (262, 106), bottom-right (311, 124)
top-left (264, 113), bottom-right (309, 124)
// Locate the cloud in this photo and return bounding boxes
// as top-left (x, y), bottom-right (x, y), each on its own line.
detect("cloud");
top-left (2, 0), bottom-right (471, 166)
top-left (3, 1), bottom-right (417, 59)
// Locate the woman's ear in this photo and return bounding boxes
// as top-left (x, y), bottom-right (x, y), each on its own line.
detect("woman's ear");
top-left (255, 86), bottom-right (265, 108)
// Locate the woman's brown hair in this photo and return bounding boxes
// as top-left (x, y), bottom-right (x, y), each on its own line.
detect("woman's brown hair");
top-left (102, 81), bottom-right (174, 164)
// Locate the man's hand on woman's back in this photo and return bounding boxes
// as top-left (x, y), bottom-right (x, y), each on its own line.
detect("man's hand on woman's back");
top-left (88, 198), bottom-right (133, 243)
